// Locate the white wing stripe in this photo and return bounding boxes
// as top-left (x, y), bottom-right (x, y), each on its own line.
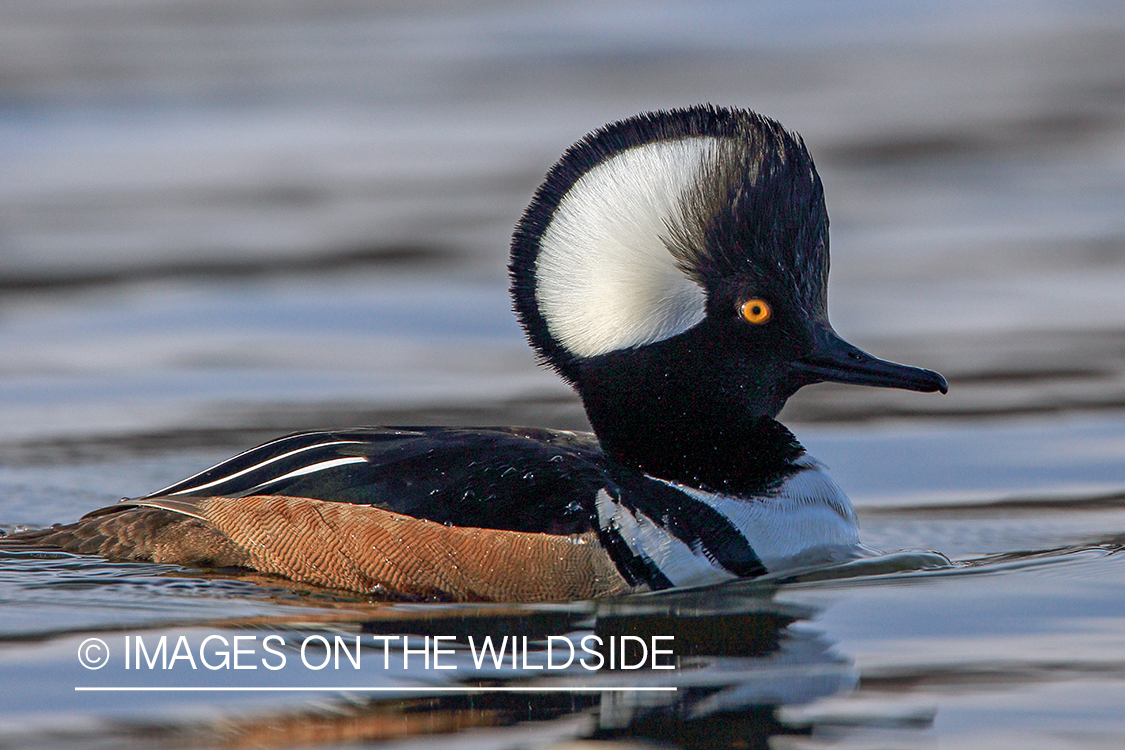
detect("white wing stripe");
top-left (169, 442), bottom-right (366, 495)
top-left (249, 457), bottom-right (370, 490)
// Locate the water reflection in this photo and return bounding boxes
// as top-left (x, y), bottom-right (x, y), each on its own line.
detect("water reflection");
top-left (4, 519), bottom-right (1125, 747)
top-left (12, 582), bottom-right (854, 748)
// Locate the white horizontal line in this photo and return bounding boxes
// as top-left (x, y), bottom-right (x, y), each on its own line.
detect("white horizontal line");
top-left (75, 686), bottom-right (677, 693)
top-left (163, 440), bottom-right (365, 495)
top-left (252, 455), bottom-right (369, 488)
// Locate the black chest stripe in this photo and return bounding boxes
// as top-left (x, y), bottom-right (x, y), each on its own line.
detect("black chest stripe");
top-left (608, 474), bottom-right (766, 579)
top-left (593, 489), bottom-right (673, 590)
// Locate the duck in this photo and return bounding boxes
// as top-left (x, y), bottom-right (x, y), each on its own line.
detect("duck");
top-left (8, 105), bottom-right (946, 602)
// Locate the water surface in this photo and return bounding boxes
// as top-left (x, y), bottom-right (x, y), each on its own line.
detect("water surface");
top-left (1, 1), bottom-right (1124, 747)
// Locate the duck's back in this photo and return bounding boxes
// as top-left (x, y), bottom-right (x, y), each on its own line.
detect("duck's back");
top-left (146, 426), bottom-right (612, 535)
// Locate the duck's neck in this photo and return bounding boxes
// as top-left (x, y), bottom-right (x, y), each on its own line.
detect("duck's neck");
top-left (575, 340), bottom-right (805, 495)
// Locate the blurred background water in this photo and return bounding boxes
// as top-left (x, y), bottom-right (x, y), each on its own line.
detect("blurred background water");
top-left (0, 1), bottom-right (1124, 748)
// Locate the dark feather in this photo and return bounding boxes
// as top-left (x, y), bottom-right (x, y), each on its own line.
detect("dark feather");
top-left (146, 427), bottom-right (614, 536)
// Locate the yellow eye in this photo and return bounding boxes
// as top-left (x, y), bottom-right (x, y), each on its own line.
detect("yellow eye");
top-left (740, 299), bottom-right (772, 325)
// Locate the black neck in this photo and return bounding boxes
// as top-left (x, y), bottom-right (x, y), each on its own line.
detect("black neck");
top-left (576, 334), bottom-right (805, 495)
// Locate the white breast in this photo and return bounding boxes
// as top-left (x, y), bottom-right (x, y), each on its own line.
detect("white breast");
top-left (667, 456), bottom-right (860, 571)
top-left (594, 456), bottom-right (860, 589)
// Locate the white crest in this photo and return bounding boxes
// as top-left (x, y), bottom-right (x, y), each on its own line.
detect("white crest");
top-left (535, 137), bottom-right (717, 358)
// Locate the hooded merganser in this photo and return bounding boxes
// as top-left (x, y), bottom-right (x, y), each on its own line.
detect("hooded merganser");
top-left (11, 106), bottom-right (946, 601)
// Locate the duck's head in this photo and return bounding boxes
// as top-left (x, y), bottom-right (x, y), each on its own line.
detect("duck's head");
top-left (510, 106), bottom-right (946, 486)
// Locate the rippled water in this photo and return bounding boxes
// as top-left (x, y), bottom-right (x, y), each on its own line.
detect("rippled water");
top-left (1, 1), bottom-right (1124, 747)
